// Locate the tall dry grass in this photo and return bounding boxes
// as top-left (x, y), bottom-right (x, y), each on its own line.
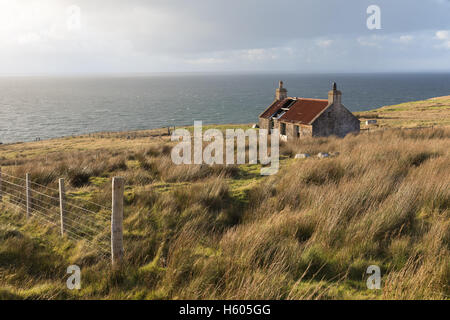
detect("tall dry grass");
top-left (0, 127), bottom-right (448, 299)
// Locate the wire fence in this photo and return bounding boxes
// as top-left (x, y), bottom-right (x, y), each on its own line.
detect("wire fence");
top-left (0, 170), bottom-right (113, 259)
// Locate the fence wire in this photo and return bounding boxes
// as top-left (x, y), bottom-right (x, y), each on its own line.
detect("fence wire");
top-left (0, 171), bottom-right (111, 258)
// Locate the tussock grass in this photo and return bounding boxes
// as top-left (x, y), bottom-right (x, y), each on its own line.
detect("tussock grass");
top-left (0, 126), bottom-right (449, 300)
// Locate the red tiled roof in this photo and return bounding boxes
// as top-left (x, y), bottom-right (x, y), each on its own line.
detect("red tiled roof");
top-left (280, 98), bottom-right (329, 124)
top-left (260, 98), bottom-right (330, 125)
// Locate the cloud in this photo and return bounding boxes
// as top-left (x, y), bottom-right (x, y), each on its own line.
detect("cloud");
top-left (185, 57), bottom-right (227, 65)
top-left (315, 39), bottom-right (333, 48)
top-left (435, 30), bottom-right (450, 48)
top-left (17, 32), bottom-right (41, 45)
top-left (357, 36), bottom-right (384, 48)
top-left (0, 0), bottom-right (450, 73)
top-left (395, 35), bottom-right (414, 44)
top-left (436, 30), bottom-right (449, 39)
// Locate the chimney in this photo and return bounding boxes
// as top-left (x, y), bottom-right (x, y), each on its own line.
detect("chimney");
top-left (328, 82), bottom-right (342, 105)
top-left (275, 80), bottom-right (288, 100)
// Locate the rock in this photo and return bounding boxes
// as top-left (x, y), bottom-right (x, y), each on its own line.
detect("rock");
top-left (317, 152), bottom-right (330, 158)
top-left (295, 153), bottom-right (310, 159)
top-left (252, 124), bottom-right (259, 129)
top-left (330, 152), bottom-right (340, 157)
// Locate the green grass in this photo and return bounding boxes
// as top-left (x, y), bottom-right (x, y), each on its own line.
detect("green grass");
top-left (356, 95), bottom-right (450, 128)
top-left (0, 99), bottom-right (449, 300)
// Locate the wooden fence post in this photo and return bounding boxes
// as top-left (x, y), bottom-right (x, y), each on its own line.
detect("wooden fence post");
top-left (59, 178), bottom-right (65, 236)
top-left (26, 173), bottom-right (31, 219)
top-left (0, 167), bottom-right (2, 203)
top-left (111, 177), bottom-right (124, 266)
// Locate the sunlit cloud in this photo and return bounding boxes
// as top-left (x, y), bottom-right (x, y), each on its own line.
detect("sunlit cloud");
top-left (435, 30), bottom-right (450, 48)
top-left (0, 0), bottom-right (449, 73)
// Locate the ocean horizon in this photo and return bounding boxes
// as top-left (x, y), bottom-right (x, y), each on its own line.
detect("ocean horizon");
top-left (1, 72), bottom-right (449, 143)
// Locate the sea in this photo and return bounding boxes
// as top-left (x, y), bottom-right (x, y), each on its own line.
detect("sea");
top-left (1, 72), bottom-right (449, 143)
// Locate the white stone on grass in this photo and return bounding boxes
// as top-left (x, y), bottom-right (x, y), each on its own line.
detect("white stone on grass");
top-left (317, 152), bottom-right (330, 158)
top-left (295, 153), bottom-right (310, 159)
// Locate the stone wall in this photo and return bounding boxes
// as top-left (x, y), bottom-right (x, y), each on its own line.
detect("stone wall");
top-left (259, 118), bottom-right (270, 131)
top-left (286, 123), bottom-right (295, 138)
top-left (277, 122), bottom-right (313, 140)
top-left (299, 124), bottom-right (313, 138)
top-left (312, 103), bottom-right (360, 138)
top-left (258, 117), bottom-right (281, 133)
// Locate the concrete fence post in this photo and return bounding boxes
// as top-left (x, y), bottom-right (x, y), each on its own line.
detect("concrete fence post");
top-left (111, 177), bottom-right (124, 266)
top-left (26, 173), bottom-right (31, 219)
top-left (59, 178), bottom-right (65, 236)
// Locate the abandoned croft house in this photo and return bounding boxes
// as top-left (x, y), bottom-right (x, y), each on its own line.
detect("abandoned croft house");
top-left (258, 81), bottom-right (360, 140)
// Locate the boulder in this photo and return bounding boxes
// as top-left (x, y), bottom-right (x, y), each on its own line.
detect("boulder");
top-left (295, 153), bottom-right (310, 159)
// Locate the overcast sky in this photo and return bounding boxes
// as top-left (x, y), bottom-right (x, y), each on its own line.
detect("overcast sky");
top-left (1, 0), bottom-right (450, 74)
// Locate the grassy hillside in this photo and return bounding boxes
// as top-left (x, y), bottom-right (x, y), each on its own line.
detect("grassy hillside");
top-left (356, 95), bottom-right (450, 128)
top-left (0, 98), bottom-right (449, 300)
